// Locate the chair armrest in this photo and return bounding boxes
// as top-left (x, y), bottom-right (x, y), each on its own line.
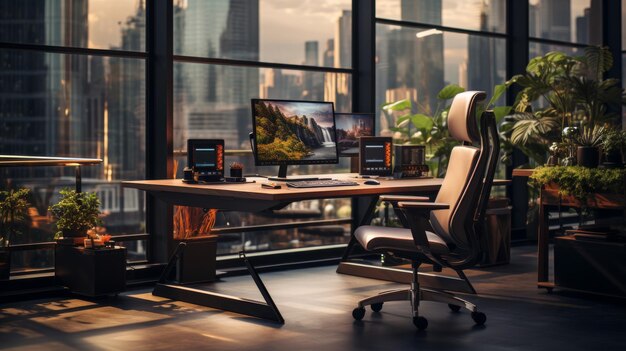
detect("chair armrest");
top-left (397, 202), bottom-right (449, 210)
top-left (380, 195), bottom-right (430, 203)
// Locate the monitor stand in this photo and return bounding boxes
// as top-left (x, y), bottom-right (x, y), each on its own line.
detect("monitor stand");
top-left (267, 164), bottom-right (320, 182)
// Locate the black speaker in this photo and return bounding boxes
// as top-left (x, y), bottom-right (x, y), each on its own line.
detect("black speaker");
top-left (393, 145), bottom-right (428, 178)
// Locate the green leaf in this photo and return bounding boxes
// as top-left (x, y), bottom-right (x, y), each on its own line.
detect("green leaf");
top-left (487, 84), bottom-right (507, 108)
top-left (410, 114), bottom-right (434, 130)
top-left (437, 84), bottom-right (465, 100)
top-left (492, 106), bottom-right (512, 124)
top-left (395, 113), bottom-right (411, 124)
top-left (382, 99), bottom-right (411, 111)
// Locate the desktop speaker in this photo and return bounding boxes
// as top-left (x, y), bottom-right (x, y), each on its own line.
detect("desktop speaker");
top-left (393, 145), bottom-right (428, 178)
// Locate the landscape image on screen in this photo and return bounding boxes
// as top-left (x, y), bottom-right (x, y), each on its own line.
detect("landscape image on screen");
top-left (336, 114), bottom-right (374, 155)
top-left (254, 100), bottom-right (337, 162)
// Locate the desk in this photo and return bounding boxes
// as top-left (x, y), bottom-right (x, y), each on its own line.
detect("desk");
top-left (124, 174), bottom-right (444, 323)
top-left (0, 155), bottom-right (102, 192)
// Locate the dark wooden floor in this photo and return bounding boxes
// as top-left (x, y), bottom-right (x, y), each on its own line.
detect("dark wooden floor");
top-left (2, 245), bottom-right (625, 351)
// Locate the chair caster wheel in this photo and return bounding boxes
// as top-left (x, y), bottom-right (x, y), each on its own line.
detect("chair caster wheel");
top-left (413, 316), bottom-right (428, 330)
top-left (352, 307), bottom-right (365, 320)
top-left (448, 303), bottom-right (461, 312)
top-left (371, 302), bottom-right (383, 312)
top-left (471, 311), bottom-right (487, 325)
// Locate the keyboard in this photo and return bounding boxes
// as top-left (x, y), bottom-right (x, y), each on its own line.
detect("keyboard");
top-left (286, 179), bottom-right (359, 188)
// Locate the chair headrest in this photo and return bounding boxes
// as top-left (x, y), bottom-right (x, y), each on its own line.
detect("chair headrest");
top-left (448, 91), bottom-right (486, 143)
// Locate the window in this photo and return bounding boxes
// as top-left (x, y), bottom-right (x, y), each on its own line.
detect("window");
top-left (0, 1), bottom-right (147, 273)
top-left (375, 1), bottom-right (507, 174)
top-left (173, 0), bottom-right (354, 255)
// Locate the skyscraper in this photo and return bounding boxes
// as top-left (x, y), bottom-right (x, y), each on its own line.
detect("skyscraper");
top-left (179, 0), bottom-right (259, 149)
top-left (334, 10), bottom-right (352, 69)
top-left (538, 0), bottom-right (571, 42)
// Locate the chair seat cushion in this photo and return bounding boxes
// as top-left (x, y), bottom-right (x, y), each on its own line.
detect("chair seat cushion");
top-left (354, 226), bottom-right (450, 255)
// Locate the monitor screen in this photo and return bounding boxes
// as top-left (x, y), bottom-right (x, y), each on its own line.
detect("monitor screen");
top-left (252, 99), bottom-right (338, 166)
top-left (335, 113), bottom-right (375, 156)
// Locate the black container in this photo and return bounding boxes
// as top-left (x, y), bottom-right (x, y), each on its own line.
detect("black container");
top-left (55, 245), bottom-right (127, 296)
top-left (577, 146), bottom-right (600, 168)
top-left (230, 167), bottom-right (243, 178)
top-left (555, 236), bottom-right (626, 298)
top-left (0, 250), bottom-right (10, 280)
top-left (174, 236), bottom-right (217, 284)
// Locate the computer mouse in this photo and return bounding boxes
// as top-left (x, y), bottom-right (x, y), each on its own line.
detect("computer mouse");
top-left (364, 179), bottom-right (380, 185)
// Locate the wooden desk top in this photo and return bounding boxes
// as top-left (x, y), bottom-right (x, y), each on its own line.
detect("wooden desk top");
top-left (123, 174), bottom-right (444, 203)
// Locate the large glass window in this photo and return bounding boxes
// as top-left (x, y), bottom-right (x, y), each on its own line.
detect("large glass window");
top-left (377, 0), bottom-right (506, 33)
top-left (174, 0), bottom-right (351, 68)
top-left (529, 0), bottom-right (601, 45)
top-left (0, 0), bottom-right (145, 51)
top-left (0, 1), bottom-right (147, 273)
top-left (173, 0), bottom-right (354, 255)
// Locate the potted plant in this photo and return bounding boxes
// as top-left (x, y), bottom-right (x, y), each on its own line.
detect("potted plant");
top-left (49, 189), bottom-right (101, 242)
top-left (502, 46), bottom-right (624, 166)
top-left (172, 206), bottom-right (218, 283)
top-left (0, 188), bottom-right (30, 280)
top-left (576, 125), bottom-right (604, 168)
top-left (602, 128), bottom-right (626, 168)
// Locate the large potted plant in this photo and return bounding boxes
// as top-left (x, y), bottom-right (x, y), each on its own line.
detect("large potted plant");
top-left (49, 189), bottom-right (101, 242)
top-left (0, 188), bottom-right (30, 280)
top-left (502, 46), bottom-right (624, 166)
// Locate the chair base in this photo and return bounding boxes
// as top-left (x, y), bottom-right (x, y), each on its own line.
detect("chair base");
top-left (356, 287), bottom-right (478, 313)
top-left (352, 263), bottom-right (486, 330)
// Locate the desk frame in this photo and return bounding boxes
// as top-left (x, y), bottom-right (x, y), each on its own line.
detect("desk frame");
top-left (124, 176), bottom-right (473, 323)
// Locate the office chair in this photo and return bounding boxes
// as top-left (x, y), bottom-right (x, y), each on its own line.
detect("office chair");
top-left (351, 91), bottom-right (500, 330)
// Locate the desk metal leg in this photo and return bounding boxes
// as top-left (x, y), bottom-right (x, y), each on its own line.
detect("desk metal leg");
top-left (537, 194), bottom-right (550, 284)
top-left (153, 243), bottom-right (284, 324)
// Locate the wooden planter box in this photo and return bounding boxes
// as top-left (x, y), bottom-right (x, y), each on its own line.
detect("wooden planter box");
top-left (55, 245), bottom-right (127, 297)
top-left (174, 235), bottom-right (217, 284)
top-left (541, 183), bottom-right (626, 209)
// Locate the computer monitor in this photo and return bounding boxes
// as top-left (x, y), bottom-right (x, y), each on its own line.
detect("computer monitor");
top-left (251, 99), bottom-right (338, 180)
top-left (335, 112), bottom-right (375, 156)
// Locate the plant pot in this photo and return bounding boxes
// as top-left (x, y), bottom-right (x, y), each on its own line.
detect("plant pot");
top-left (174, 235), bottom-right (217, 284)
top-left (61, 229), bottom-right (88, 238)
top-left (577, 146), bottom-right (600, 168)
top-left (0, 250), bottom-right (10, 280)
top-left (230, 168), bottom-right (243, 178)
top-left (55, 245), bottom-right (127, 296)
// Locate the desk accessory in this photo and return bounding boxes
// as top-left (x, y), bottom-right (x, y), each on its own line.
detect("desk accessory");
top-left (262, 182), bottom-right (281, 189)
top-left (359, 136), bottom-right (392, 176)
top-left (188, 139), bottom-right (224, 182)
top-left (393, 144), bottom-right (427, 178)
